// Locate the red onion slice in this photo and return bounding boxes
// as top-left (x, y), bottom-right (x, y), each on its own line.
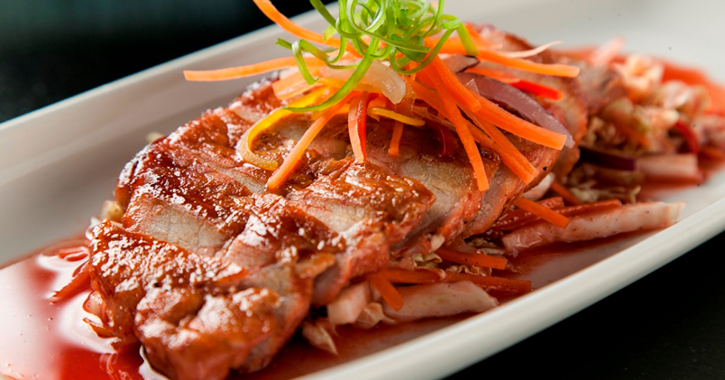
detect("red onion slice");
top-left (457, 72), bottom-right (574, 148)
top-left (579, 146), bottom-right (637, 171)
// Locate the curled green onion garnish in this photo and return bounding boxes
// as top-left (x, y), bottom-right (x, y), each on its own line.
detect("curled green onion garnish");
top-left (282, 0), bottom-right (478, 112)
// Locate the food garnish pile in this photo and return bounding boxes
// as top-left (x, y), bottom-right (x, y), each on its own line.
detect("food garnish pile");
top-left (51, 1), bottom-right (725, 379)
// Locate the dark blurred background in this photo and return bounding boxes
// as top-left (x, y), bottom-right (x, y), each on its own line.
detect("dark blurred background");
top-left (1, 1), bottom-right (724, 379)
top-left (0, 0), bottom-right (333, 122)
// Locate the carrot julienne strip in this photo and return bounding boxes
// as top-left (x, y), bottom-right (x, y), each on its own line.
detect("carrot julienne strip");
top-left (424, 66), bottom-right (490, 191)
top-left (420, 57), bottom-right (482, 112)
top-left (407, 78), bottom-right (537, 184)
top-left (184, 56), bottom-right (323, 82)
top-left (379, 268), bottom-right (442, 284)
top-left (436, 247), bottom-right (508, 270)
top-left (550, 181), bottom-right (581, 205)
top-left (463, 108), bottom-right (539, 184)
top-left (366, 272), bottom-right (404, 311)
top-left (266, 92), bottom-right (356, 190)
top-left (389, 121), bottom-right (404, 156)
top-left (253, 0), bottom-right (342, 49)
top-left (476, 48), bottom-right (580, 77)
top-left (464, 67), bottom-right (520, 83)
top-left (513, 197), bottom-right (570, 229)
top-left (348, 92), bottom-right (369, 162)
top-left (501, 199), bottom-right (623, 231)
top-left (445, 271), bottom-right (532, 294)
top-left (468, 90), bottom-right (567, 150)
top-left (494, 197), bottom-right (565, 230)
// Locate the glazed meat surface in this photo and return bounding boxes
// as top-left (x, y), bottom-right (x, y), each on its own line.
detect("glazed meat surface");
top-left (90, 28), bottom-right (585, 376)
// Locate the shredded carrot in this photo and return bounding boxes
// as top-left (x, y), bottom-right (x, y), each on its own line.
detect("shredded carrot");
top-left (253, 0), bottom-right (343, 49)
top-left (185, 56), bottom-right (323, 82)
top-left (476, 48), bottom-right (580, 77)
top-left (550, 181), bottom-right (581, 205)
top-left (512, 80), bottom-right (565, 101)
top-left (494, 197), bottom-right (565, 230)
top-left (463, 109), bottom-right (539, 184)
top-left (348, 93), bottom-right (369, 162)
top-left (366, 272), bottom-right (404, 311)
top-left (273, 70), bottom-right (323, 100)
top-left (468, 92), bottom-right (568, 150)
top-left (660, 60), bottom-right (725, 114)
top-left (389, 121), bottom-right (404, 156)
top-left (415, 57), bottom-right (481, 111)
top-left (267, 92), bottom-right (355, 190)
top-left (464, 24), bottom-right (496, 48)
top-left (465, 67), bottom-right (520, 83)
top-left (423, 65), bottom-right (490, 191)
top-left (379, 268), bottom-right (442, 284)
top-left (436, 247), bottom-right (507, 270)
top-left (513, 197), bottom-right (570, 228)
top-left (52, 261), bottom-right (89, 301)
top-left (445, 271), bottom-right (532, 294)
top-left (407, 78), bottom-right (538, 184)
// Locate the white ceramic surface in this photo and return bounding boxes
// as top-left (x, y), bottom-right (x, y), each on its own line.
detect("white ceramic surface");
top-left (1, 1), bottom-right (724, 379)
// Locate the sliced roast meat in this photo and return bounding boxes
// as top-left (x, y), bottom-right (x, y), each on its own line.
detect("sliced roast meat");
top-left (287, 156), bottom-right (435, 304)
top-left (363, 122), bottom-right (498, 257)
top-left (89, 220), bottom-right (275, 380)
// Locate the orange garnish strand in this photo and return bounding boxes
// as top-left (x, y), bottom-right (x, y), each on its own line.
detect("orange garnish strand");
top-left (366, 272), bottom-right (404, 311)
top-left (379, 268), bottom-right (442, 284)
top-left (468, 91), bottom-right (567, 150)
top-left (423, 63), bottom-right (490, 191)
top-left (267, 92), bottom-right (356, 190)
top-left (348, 92), bottom-right (370, 162)
top-left (513, 197), bottom-right (570, 229)
top-left (463, 109), bottom-right (539, 184)
top-left (253, 0), bottom-right (342, 48)
top-left (550, 181), bottom-right (581, 205)
top-left (465, 67), bottom-right (520, 83)
top-left (419, 57), bottom-right (482, 112)
top-left (436, 247), bottom-right (507, 270)
top-left (445, 271), bottom-right (532, 294)
top-left (389, 121), bottom-right (404, 156)
top-left (476, 48), bottom-right (580, 77)
top-left (184, 56), bottom-right (323, 82)
top-left (273, 70), bottom-right (322, 100)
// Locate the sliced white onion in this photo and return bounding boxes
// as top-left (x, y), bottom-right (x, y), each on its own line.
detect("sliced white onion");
top-left (327, 282), bottom-right (371, 326)
top-left (382, 282), bottom-right (498, 322)
top-left (499, 41), bottom-right (562, 59)
top-left (523, 172), bottom-right (555, 201)
top-left (637, 154), bottom-right (703, 182)
top-left (502, 202), bottom-right (684, 254)
top-left (319, 60), bottom-right (406, 104)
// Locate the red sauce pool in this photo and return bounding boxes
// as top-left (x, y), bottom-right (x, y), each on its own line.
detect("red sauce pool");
top-left (0, 241), bottom-right (464, 380)
top-left (0, 228), bottom-right (662, 380)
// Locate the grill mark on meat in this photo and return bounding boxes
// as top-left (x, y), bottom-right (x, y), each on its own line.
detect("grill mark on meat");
top-left (89, 220), bottom-right (277, 380)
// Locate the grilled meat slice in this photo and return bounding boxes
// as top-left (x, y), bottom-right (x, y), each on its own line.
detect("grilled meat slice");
top-left (364, 122), bottom-right (498, 257)
top-left (89, 220), bottom-right (273, 380)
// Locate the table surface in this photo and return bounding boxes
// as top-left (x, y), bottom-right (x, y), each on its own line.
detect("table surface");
top-left (1, 1), bottom-right (723, 379)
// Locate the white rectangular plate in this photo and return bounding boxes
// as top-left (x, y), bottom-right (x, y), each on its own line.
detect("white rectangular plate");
top-left (2, 0), bottom-right (725, 379)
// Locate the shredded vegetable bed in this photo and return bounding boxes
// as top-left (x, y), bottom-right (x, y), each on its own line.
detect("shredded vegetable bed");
top-left (52, 1), bottom-right (725, 378)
